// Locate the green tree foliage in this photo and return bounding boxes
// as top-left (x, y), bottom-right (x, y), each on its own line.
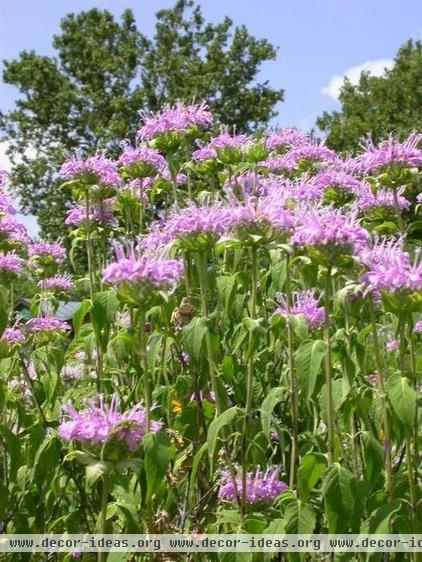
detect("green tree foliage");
top-left (0, 0), bottom-right (283, 238)
top-left (317, 40), bottom-right (422, 153)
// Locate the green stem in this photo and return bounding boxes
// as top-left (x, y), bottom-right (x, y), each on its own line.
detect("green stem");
top-left (369, 301), bottom-right (393, 501)
top-left (241, 246), bottom-right (258, 512)
top-left (408, 321), bottom-right (419, 487)
top-left (98, 475), bottom-right (109, 562)
top-left (400, 319), bottom-right (417, 543)
top-left (139, 307), bottom-right (150, 433)
top-left (139, 179), bottom-right (144, 233)
top-left (196, 251), bottom-right (242, 515)
top-left (197, 251), bottom-right (220, 411)
top-left (85, 194), bottom-right (95, 301)
top-left (393, 189), bottom-right (405, 233)
top-left (285, 254), bottom-right (299, 488)
top-left (324, 267), bottom-right (335, 465)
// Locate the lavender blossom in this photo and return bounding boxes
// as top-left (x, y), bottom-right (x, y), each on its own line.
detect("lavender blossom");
top-left (355, 186), bottom-right (410, 211)
top-left (0, 252), bottom-right (24, 275)
top-left (102, 243), bottom-right (183, 290)
top-left (60, 153), bottom-right (121, 188)
top-left (118, 145), bottom-right (166, 175)
top-left (266, 128), bottom-right (309, 151)
top-left (355, 132), bottom-right (422, 174)
top-left (137, 102), bottom-right (212, 140)
top-left (413, 319), bottom-right (422, 333)
top-left (26, 317), bottom-right (69, 333)
top-left (1, 327), bottom-right (24, 343)
top-left (359, 238), bottom-right (422, 292)
top-left (65, 202), bottom-right (117, 227)
top-left (58, 394), bottom-right (162, 450)
top-left (291, 206), bottom-right (368, 251)
top-left (192, 147), bottom-right (217, 161)
top-left (274, 290), bottom-right (325, 328)
top-left (29, 241), bottom-right (66, 263)
top-left (39, 274), bottom-right (73, 292)
top-left (218, 466), bottom-right (287, 503)
top-left (0, 215), bottom-right (29, 244)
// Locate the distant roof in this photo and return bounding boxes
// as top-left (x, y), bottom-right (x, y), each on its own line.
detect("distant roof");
top-left (56, 301), bottom-right (81, 321)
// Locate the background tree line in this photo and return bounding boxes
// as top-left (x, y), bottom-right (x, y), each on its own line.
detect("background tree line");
top-left (1, 0), bottom-right (421, 239)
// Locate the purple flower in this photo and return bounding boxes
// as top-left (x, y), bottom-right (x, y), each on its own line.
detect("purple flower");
top-left (65, 203), bottom-right (117, 226)
top-left (414, 320), bottom-right (422, 333)
top-left (192, 147), bottom-right (217, 161)
top-left (355, 186), bottom-right (410, 211)
top-left (1, 327), bottom-right (24, 343)
top-left (311, 169), bottom-right (366, 197)
top-left (165, 203), bottom-right (231, 240)
top-left (291, 206), bottom-right (368, 251)
top-left (0, 252), bottom-right (24, 274)
top-left (137, 102), bottom-right (212, 140)
top-left (266, 128), bottom-right (309, 151)
top-left (60, 364), bottom-right (84, 380)
top-left (274, 290), bottom-right (325, 328)
top-left (358, 237), bottom-right (422, 292)
top-left (26, 316), bottom-right (69, 333)
top-left (160, 169), bottom-right (187, 185)
top-left (60, 153), bottom-right (121, 188)
top-left (226, 197), bottom-right (294, 235)
top-left (118, 145), bottom-right (166, 174)
top-left (209, 128), bottom-right (249, 150)
top-left (386, 339), bottom-right (399, 351)
top-left (0, 215), bottom-right (29, 244)
top-left (57, 394), bottom-right (162, 450)
top-left (286, 141), bottom-right (340, 166)
top-left (218, 466), bottom-right (287, 503)
top-left (354, 132), bottom-right (422, 173)
top-left (0, 192), bottom-right (16, 215)
top-left (102, 243), bottom-right (183, 289)
top-left (261, 153), bottom-right (297, 173)
top-left (223, 171), bottom-right (268, 201)
top-left (29, 241), bottom-right (66, 263)
top-left (39, 274), bottom-right (73, 292)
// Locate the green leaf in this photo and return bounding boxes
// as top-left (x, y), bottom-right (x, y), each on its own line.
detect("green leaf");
top-left (189, 442), bottom-right (208, 503)
top-left (85, 462), bottom-right (107, 487)
top-left (144, 432), bottom-right (175, 502)
top-left (295, 339), bottom-right (328, 402)
top-left (72, 298), bottom-right (91, 337)
top-left (260, 386), bottom-right (286, 439)
top-left (207, 406), bottom-right (238, 470)
top-left (386, 374), bottom-right (416, 430)
top-left (216, 275), bottom-right (236, 316)
top-left (91, 290), bottom-right (118, 351)
top-left (182, 316), bottom-right (208, 362)
top-left (32, 436), bottom-right (61, 489)
top-left (284, 499), bottom-right (316, 534)
top-left (0, 425), bottom-right (21, 482)
top-left (298, 452), bottom-right (327, 502)
top-left (362, 500), bottom-right (402, 534)
top-left (322, 463), bottom-right (357, 533)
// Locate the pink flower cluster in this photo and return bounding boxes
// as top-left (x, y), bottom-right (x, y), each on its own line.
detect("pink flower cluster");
top-left (274, 290), bottom-right (325, 328)
top-left (218, 467), bottom-right (287, 503)
top-left (137, 102), bottom-right (212, 140)
top-left (58, 394), bottom-right (161, 450)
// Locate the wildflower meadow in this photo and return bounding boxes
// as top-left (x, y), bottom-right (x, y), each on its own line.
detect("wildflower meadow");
top-left (0, 102), bottom-right (422, 561)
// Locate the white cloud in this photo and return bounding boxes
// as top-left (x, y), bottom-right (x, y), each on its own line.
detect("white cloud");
top-left (0, 141), bottom-right (40, 237)
top-left (322, 58), bottom-right (394, 101)
top-left (0, 140), bottom-right (12, 172)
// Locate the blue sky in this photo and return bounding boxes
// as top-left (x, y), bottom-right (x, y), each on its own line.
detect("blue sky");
top-left (0, 0), bottom-right (421, 233)
top-left (0, 0), bottom-right (421, 129)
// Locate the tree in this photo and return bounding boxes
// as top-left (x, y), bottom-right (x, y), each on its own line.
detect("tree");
top-left (317, 40), bottom-right (422, 153)
top-left (0, 0), bottom-right (283, 238)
